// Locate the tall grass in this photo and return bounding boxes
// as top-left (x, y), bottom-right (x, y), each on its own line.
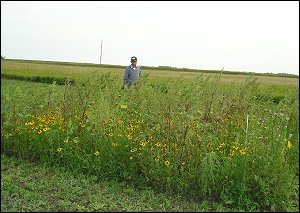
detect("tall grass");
top-left (1, 72), bottom-right (299, 211)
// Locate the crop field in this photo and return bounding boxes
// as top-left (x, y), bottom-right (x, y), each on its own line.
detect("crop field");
top-left (1, 60), bottom-right (299, 211)
top-left (1, 60), bottom-right (299, 86)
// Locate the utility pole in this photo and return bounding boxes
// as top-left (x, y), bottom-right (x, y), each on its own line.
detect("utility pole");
top-left (100, 39), bottom-right (103, 65)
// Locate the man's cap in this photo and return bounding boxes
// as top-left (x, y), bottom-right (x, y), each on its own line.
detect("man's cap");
top-left (131, 56), bottom-right (137, 62)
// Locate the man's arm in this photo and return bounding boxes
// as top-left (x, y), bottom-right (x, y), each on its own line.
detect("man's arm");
top-left (123, 66), bottom-right (129, 85)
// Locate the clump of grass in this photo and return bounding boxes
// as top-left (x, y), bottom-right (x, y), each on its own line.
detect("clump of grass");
top-left (1, 73), bottom-right (74, 85)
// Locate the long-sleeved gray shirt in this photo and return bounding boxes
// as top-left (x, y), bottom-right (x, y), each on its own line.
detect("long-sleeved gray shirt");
top-left (123, 65), bottom-right (142, 85)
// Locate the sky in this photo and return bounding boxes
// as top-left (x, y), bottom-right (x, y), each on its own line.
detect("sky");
top-left (1, 1), bottom-right (299, 75)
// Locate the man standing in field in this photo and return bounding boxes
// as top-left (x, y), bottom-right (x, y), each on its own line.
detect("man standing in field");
top-left (122, 56), bottom-right (142, 89)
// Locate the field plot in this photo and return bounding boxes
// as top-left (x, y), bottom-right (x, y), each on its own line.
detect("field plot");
top-left (1, 60), bottom-right (299, 211)
top-left (1, 60), bottom-right (299, 86)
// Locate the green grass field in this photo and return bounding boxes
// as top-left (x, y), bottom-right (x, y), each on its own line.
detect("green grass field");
top-left (1, 59), bottom-right (299, 212)
top-left (1, 59), bottom-right (299, 86)
top-left (2, 154), bottom-right (251, 212)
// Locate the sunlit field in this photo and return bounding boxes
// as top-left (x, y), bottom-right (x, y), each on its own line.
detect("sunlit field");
top-left (1, 60), bottom-right (299, 211)
top-left (1, 60), bottom-right (299, 86)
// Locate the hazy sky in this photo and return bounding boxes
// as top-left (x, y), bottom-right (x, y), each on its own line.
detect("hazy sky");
top-left (1, 1), bottom-right (299, 75)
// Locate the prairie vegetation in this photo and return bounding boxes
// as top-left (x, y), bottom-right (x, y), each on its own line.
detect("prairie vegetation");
top-left (1, 60), bottom-right (299, 211)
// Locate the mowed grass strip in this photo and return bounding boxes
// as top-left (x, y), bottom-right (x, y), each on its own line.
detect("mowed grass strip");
top-left (1, 154), bottom-right (241, 212)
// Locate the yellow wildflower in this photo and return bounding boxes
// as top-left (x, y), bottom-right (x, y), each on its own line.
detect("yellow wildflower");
top-left (207, 143), bottom-right (213, 148)
top-left (164, 160), bottom-right (170, 166)
top-left (287, 141), bottom-right (292, 149)
top-left (239, 149), bottom-right (246, 155)
top-left (128, 125), bottom-right (134, 131)
top-left (130, 148), bottom-right (137, 152)
top-left (57, 147), bottom-right (62, 153)
top-left (140, 140), bottom-right (146, 146)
